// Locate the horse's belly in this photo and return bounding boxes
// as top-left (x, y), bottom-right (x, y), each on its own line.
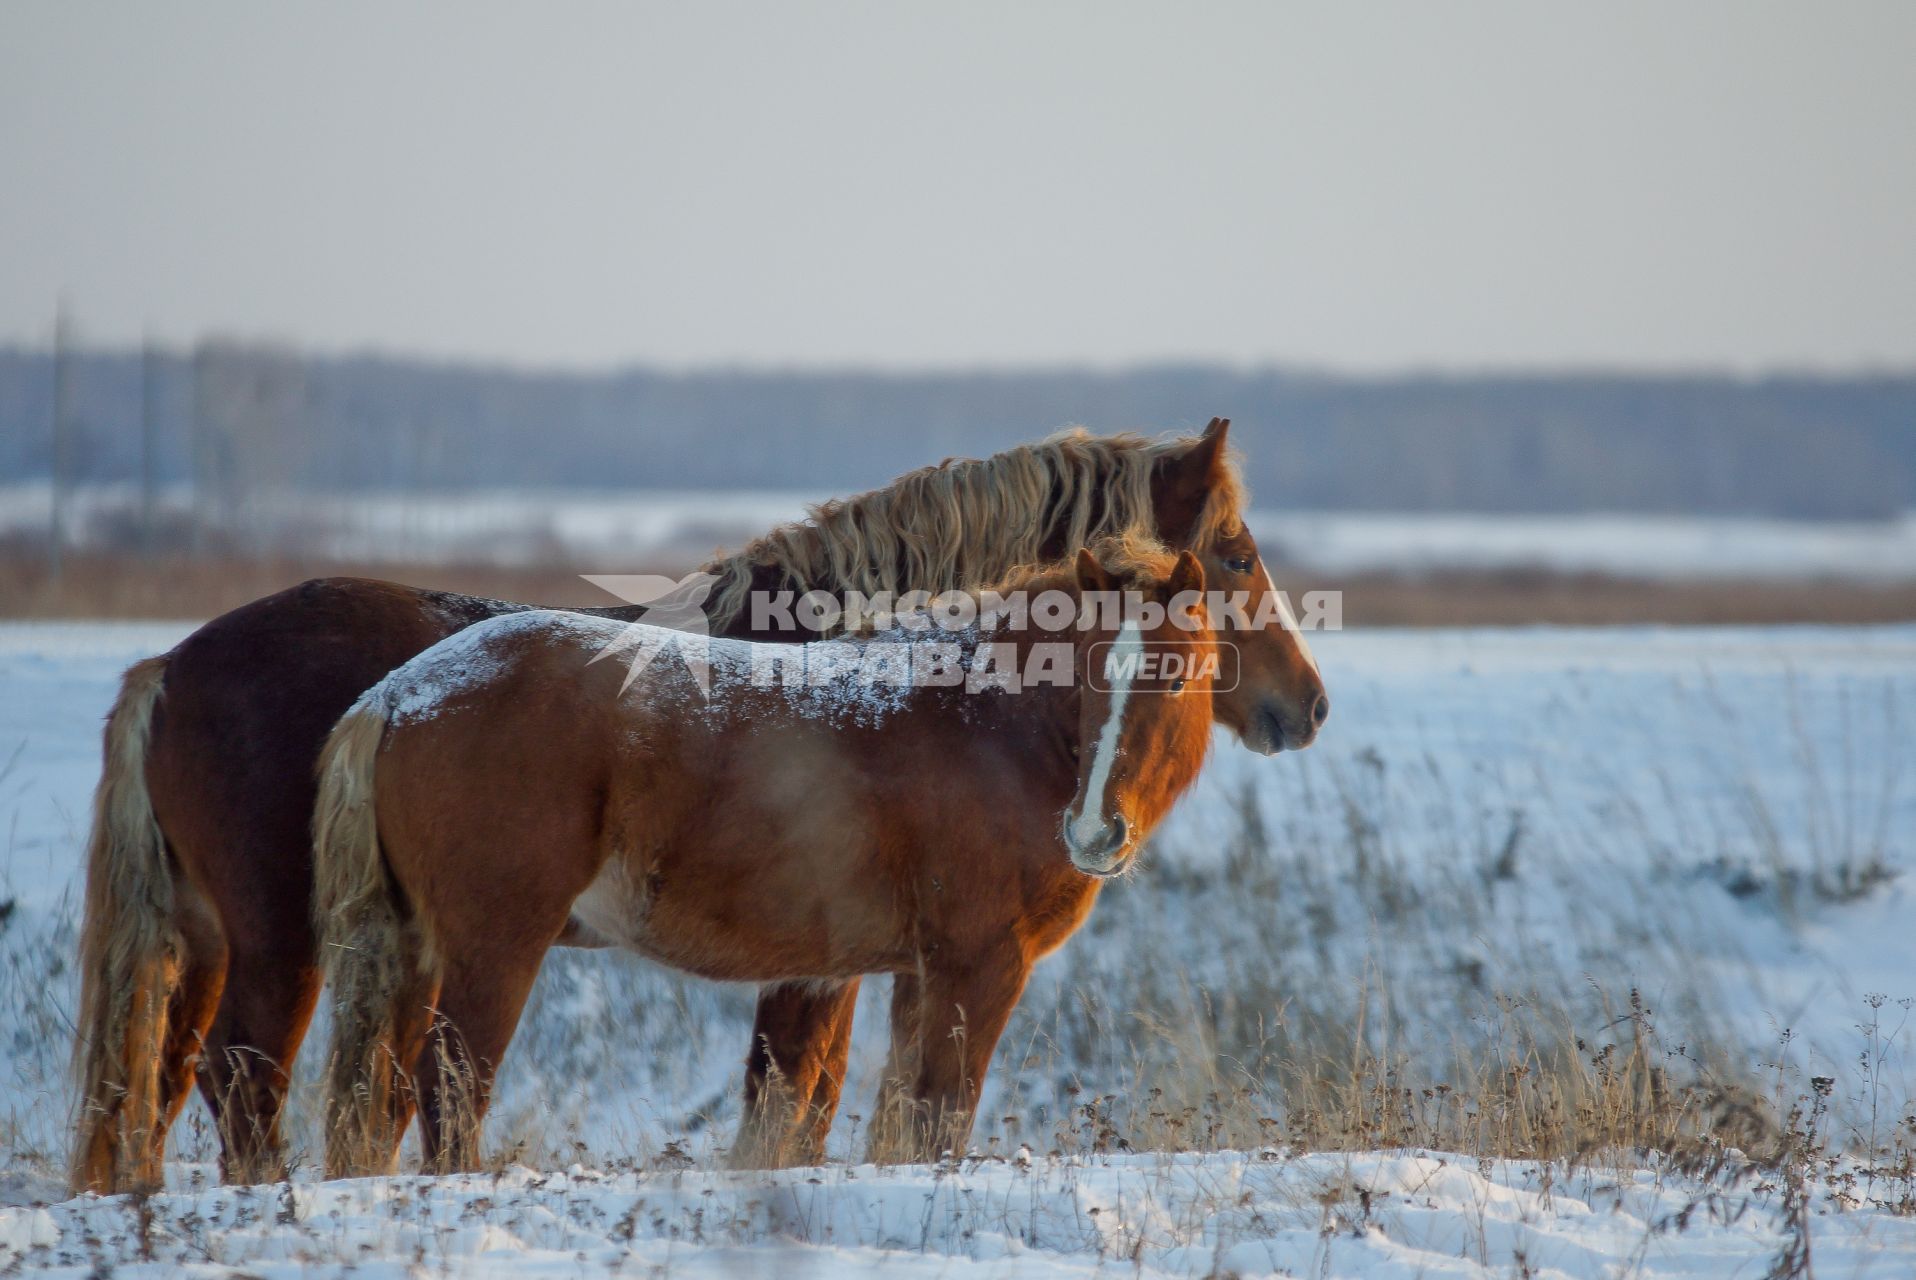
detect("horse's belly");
top-left (568, 847), bottom-right (907, 982)
top-left (567, 859), bottom-right (655, 950)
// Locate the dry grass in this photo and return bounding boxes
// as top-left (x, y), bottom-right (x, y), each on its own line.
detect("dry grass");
top-left (0, 549), bottom-right (683, 620)
top-left (1311, 565), bottom-right (1916, 627)
top-left (7, 548), bottom-right (1916, 624)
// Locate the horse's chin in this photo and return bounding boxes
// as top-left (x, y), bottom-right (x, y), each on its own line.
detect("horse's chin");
top-left (1068, 849), bottom-right (1136, 879)
top-left (1077, 863), bottom-right (1129, 880)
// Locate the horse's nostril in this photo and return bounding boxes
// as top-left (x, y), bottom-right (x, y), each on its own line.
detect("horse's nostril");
top-left (1311, 694), bottom-right (1330, 727)
top-left (1107, 814), bottom-right (1129, 854)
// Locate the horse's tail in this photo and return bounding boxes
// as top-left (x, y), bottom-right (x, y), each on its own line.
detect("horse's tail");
top-left (69, 654), bottom-right (177, 1196)
top-left (313, 686), bottom-right (431, 1179)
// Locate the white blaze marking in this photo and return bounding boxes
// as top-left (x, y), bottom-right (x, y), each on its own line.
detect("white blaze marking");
top-left (1070, 621), bottom-right (1143, 850)
top-left (1262, 564), bottom-right (1319, 677)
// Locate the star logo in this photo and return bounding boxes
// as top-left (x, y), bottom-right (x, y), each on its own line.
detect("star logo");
top-left (580, 571), bottom-right (720, 697)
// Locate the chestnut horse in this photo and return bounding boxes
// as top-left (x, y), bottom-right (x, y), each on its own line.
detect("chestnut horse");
top-left (70, 418), bottom-right (1327, 1192)
top-left (316, 541), bottom-right (1219, 1175)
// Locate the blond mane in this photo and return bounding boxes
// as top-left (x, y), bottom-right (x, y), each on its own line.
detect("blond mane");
top-left (700, 427), bottom-right (1244, 633)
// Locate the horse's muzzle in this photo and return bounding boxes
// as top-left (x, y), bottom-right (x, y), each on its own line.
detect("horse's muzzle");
top-left (1252, 695), bottom-right (1327, 755)
top-left (1064, 812), bottom-right (1132, 876)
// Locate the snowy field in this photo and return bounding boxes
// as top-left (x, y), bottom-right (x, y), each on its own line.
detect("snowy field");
top-left (7, 481), bottom-right (1916, 578)
top-left (2, 619), bottom-right (1914, 1275)
top-left (10, 1152), bottom-right (1916, 1278)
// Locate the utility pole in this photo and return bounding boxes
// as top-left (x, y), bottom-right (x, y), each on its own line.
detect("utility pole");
top-left (191, 342), bottom-right (208, 556)
top-left (141, 331), bottom-right (159, 554)
top-left (49, 301), bottom-right (74, 584)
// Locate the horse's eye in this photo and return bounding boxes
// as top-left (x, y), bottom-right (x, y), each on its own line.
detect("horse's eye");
top-left (1171, 678), bottom-right (1186, 693)
top-left (1226, 556), bottom-right (1253, 574)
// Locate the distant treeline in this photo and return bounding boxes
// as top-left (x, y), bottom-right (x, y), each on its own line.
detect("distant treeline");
top-left (3, 345), bottom-right (1914, 517)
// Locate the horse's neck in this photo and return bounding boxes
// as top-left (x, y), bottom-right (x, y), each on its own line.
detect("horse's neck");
top-left (899, 627), bottom-right (1083, 783)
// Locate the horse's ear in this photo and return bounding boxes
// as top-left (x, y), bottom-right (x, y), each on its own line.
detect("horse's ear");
top-left (1075, 547), bottom-right (1117, 594)
top-left (1152, 418), bottom-right (1232, 543)
top-left (1169, 549), bottom-right (1205, 600)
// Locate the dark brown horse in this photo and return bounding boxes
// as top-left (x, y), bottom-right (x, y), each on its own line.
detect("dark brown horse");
top-left (70, 418), bottom-right (1327, 1192)
top-left (316, 540), bottom-right (1220, 1175)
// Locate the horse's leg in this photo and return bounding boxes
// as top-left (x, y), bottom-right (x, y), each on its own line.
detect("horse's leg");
top-left (368, 936), bottom-right (442, 1176)
top-left (867, 971), bottom-right (925, 1164)
top-left (183, 827), bottom-right (326, 1186)
top-left (798, 982), bottom-right (859, 1162)
top-left (733, 978), bottom-right (861, 1169)
top-left (147, 670), bottom-right (337, 1186)
top-left (196, 937), bottom-right (323, 1185)
top-left (152, 878), bottom-right (227, 1167)
top-left (875, 953), bottom-right (1030, 1164)
top-left (414, 941), bottom-right (549, 1175)
top-left (148, 794), bottom-right (323, 1186)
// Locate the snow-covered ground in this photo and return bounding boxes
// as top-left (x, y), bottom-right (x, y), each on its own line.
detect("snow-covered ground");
top-left (11, 1150), bottom-right (1916, 1278)
top-left (2, 620), bottom-right (1913, 1274)
top-left (7, 481), bottom-right (1916, 578)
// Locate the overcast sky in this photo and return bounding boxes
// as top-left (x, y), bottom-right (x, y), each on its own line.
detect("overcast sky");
top-left (2, 2), bottom-right (1912, 372)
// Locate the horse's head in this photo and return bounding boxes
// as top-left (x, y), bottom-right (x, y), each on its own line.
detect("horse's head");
top-left (1061, 545), bottom-right (1217, 878)
top-left (1153, 417), bottom-right (1328, 755)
